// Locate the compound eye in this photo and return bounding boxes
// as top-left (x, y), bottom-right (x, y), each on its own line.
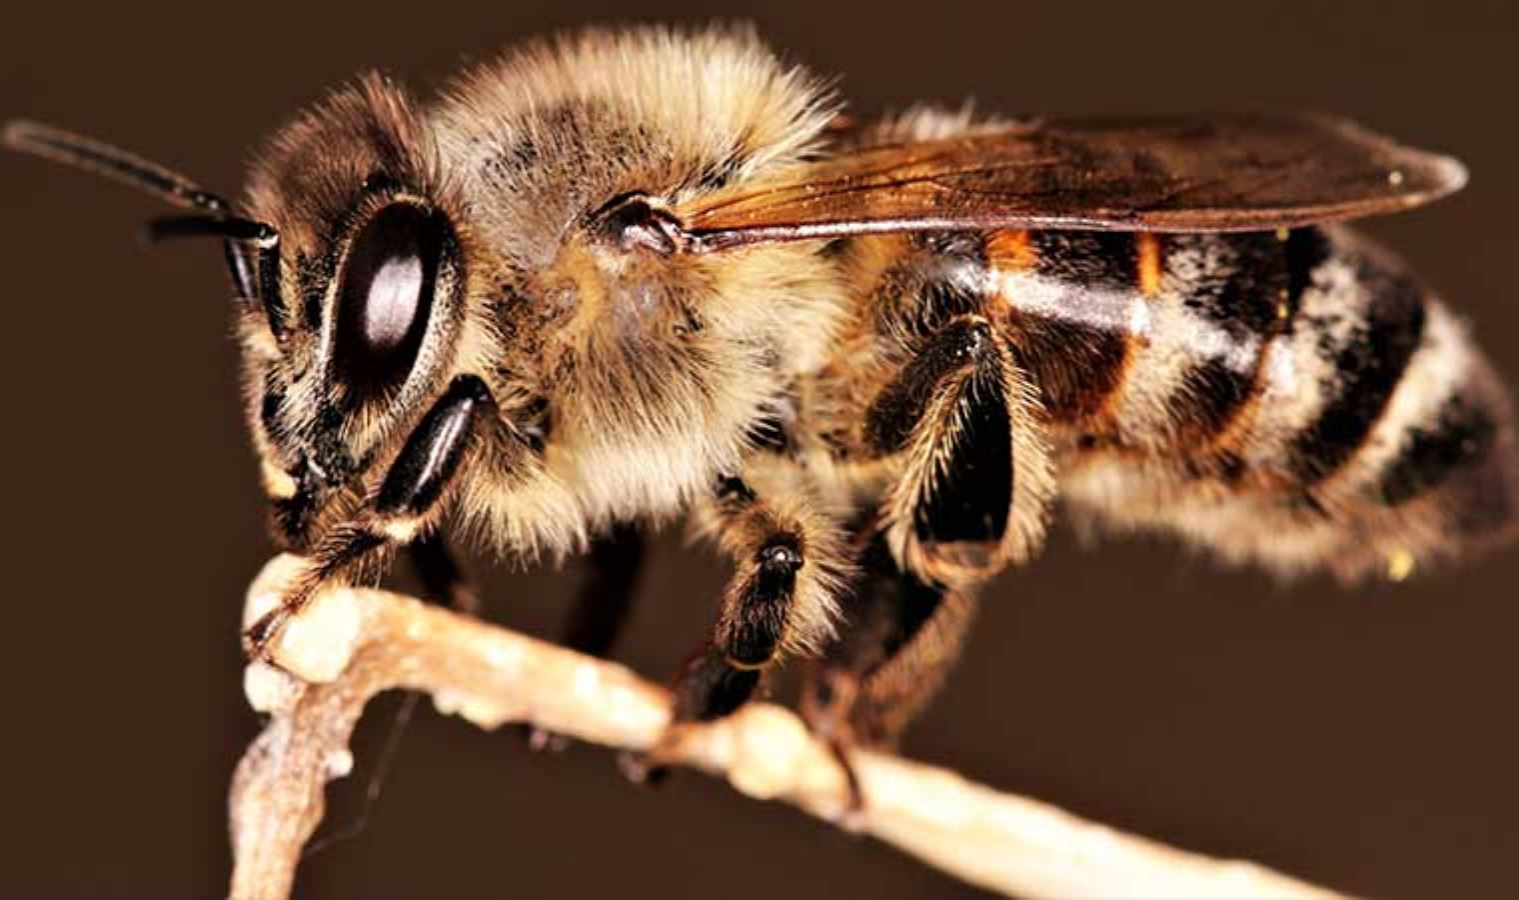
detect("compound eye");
top-left (334, 203), bottom-right (445, 399)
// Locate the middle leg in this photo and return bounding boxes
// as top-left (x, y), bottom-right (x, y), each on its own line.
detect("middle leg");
top-left (676, 472), bottom-right (849, 719)
top-left (626, 467), bottom-right (849, 779)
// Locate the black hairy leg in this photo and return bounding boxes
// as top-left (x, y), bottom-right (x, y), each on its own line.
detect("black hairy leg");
top-left (622, 471), bottom-right (846, 783)
top-left (799, 535), bottom-right (977, 815)
top-left (243, 375), bottom-right (496, 661)
top-left (802, 536), bottom-right (977, 751)
top-left (526, 523), bottom-right (646, 752)
top-left (407, 530), bottom-right (481, 615)
top-left (872, 314), bottom-right (1031, 588)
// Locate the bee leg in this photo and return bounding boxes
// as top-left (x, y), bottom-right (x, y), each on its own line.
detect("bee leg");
top-left (871, 315), bottom-right (1047, 586)
top-left (526, 523), bottom-right (645, 752)
top-left (407, 531), bottom-right (480, 615)
top-left (243, 375), bottom-right (495, 662)
top-left (802, 536), bottom-right (977, 800)
top-left (673, 641), bottom-right (766, 720)
top-left (622, 475), bottom-right (846, 784)
top-left (621, 638), bottom-right (763, 785)
top-left (856, 315), bottom-right (1024, 719)
top-left (793, 314), bottom-right (1037, 810)
top-left (862, 316), bottom-right (1032, 717)
top-left (561, 523), bottom-right (645, 661)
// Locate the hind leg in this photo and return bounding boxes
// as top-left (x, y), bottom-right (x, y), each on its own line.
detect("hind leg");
top-left (803, 315), bottom-right (1033, 754)
top-left (802, 537), bottom-right (978, 753)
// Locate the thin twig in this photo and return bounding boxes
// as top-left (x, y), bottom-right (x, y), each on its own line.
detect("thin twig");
top-left (228, 556), bottom-right (1346, 900)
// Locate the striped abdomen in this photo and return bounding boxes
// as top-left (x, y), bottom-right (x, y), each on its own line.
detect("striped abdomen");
top-left (986, 226), bottom-right (1518, 581)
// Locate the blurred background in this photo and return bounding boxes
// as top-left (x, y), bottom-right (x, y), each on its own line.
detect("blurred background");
top-left (2, 1), bottom-right (1515, 897)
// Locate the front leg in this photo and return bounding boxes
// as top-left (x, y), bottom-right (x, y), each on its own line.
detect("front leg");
top-left (244, 375), bottom-right (495, 659)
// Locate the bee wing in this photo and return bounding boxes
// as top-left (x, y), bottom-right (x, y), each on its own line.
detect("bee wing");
top-left (677, 112), bottom-right (1467, 250)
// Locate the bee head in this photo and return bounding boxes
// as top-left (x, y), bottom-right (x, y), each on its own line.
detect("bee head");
top-left (236, 45), bottom-right (847, 549)
top-left (239, 75), bottom-right (483, 547)
top-left (2, 75), bottom-right (484, 548)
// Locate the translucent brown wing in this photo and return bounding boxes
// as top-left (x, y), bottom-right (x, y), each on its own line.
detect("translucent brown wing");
top-left (676, 112), bottom-right (1467, 251)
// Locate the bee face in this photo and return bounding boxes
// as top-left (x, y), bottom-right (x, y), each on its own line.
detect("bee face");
top-left (240, 76), bottom-right (477, 545)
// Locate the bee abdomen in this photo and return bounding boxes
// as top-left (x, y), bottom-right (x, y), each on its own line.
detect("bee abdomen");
top-left (1299, 292), bottom-right (1517, 576)
top-left (1058, 227), bottom-right (1519, 580)
top-left (986, 230), bottom-right (1138, 422)
top-left (986, 227), bottom-right (1329, 450)
top-left (1282, 245), bottom-right (1428, 483)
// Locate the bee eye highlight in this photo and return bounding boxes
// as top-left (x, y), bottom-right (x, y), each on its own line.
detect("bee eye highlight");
top-left (334, 203), bottom-right (444, 398)
top-left (363, 252), bottom-right (423, 350)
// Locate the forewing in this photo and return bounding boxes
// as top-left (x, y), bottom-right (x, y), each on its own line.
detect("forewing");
top-left (678, 113), bottom-right (1467, 250)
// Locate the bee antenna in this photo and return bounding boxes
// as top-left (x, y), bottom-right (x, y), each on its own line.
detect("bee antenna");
top-left (5, 119), bottom-right (235, 213)
top-left (3, 119), bottom-right (281, 307)
top-left (147, 214), bottom-right (279, 246)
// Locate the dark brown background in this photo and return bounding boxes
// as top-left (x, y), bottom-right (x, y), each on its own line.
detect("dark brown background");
top-left (2, 2), bottom-right (1516, 897)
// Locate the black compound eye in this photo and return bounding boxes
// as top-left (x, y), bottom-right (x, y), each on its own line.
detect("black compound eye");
top-left (334, 203), bottom-right (445, 398)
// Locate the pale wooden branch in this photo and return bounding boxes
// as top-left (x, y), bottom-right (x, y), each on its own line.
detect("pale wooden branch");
top-left (229, 556), bottom-right (1346, 900)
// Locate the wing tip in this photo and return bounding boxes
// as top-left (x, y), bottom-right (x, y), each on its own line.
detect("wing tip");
top-left (1311, 110), bottom-right (1469, 202)
top-left (1430, 151), bottom-right (1470, 195)
top-left (1394, 148), bottom-right (1468, 211)
top-left (2, 119), bottom-right (44, 153)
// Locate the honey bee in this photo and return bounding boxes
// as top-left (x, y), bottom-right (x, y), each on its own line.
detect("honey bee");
top-left (8, 26), bottom-right (1515, 772)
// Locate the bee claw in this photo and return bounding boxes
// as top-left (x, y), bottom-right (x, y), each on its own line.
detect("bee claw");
top-left (836, 800), bottom-right (868, 833)
top-left (242, 606), bottom-right (291, 664)
top-left (520, 725), bottom-right (574, 753)
top-left (803, 709), bottom-right (869, 826)
top-left (616, 748), bottom-right (672, 787)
